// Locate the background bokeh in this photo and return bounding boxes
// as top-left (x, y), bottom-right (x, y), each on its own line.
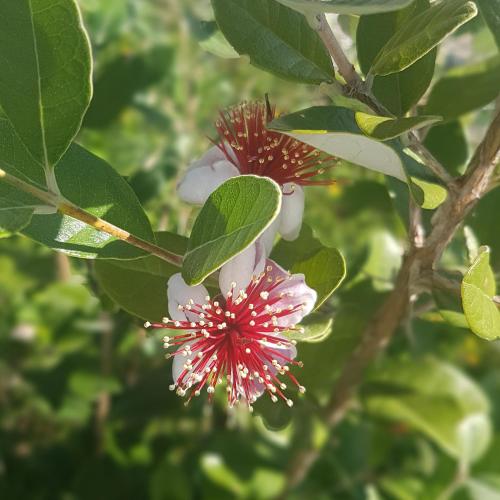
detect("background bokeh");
top-left (1, 1), bottom-right (499, 499)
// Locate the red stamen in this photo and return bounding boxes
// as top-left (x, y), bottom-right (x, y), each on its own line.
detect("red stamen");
top-left (214, 101), bottom-right (337, 187)
top-left (146, 267), bottom-right (307, 410)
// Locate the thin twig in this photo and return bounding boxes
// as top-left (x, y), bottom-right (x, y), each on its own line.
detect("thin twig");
top-left (0, 167), bottom-right (183, 267)
top-left (309, 13), bottom-right (362, 88)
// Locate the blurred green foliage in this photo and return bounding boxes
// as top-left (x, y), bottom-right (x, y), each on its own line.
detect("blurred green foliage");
top-left (1, 1), bottom-right (499, 499)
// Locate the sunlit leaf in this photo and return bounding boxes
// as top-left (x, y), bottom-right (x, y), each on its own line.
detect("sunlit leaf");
top-left (23, 145), bottom-right (155, 259)
top-left (461, 246), bottom-right (500, 340)
top-left (182, 175), bottom-right (281, 286)
top-left (370, 0), bottom-right (477, 76)
top-left (0, 0), bottom-right (92, 170)
top-left (212, 0), bottom-right (334, 83)
top-left (275, 0), bottom-right (415, 15)
top-left (355, 112), bottom-right (441, 140)
top-left (356, 0), bottom-right (436, 116)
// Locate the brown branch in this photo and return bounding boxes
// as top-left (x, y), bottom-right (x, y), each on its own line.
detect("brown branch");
top-left (0, 167), bottom-right (183, 267)
top-left (279, 110), bottom-right (500, 497)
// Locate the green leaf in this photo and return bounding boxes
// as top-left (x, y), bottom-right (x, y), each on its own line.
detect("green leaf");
top-left (271, 224), bottom-right (346, 308)
top-left (268, 105), bottom-right (447, 208)
top-left (284, 312), bottom-right (333, 342)
top-left (461, 246), bottom-right (500, 340)
top-left (274, 0), bottom-right (415, 15)
top-left (355, 112), bottom-right (441, 140)
top-left (424, 121), bottom-right (468, 175)
top-left (182, 175), bottom-right (281, 286)
top-left (424, 55), bottom-right (500, 121)
top-left (364, 357), bottom-right (492, 463)
top-left (476, 0), bottom-right (500, 49)
top-left (95, 232), bottom-right (187, 321)
top-left (22, 144), bottom-right (155, 259)
top-left (0, 0), bottom-right (92, 170)
top-left (370, 0), bottom-right (478, 76)
top-left (356, 0), bottom-right (437, 116)
top-left (211, 0), bottom-right (334, 84)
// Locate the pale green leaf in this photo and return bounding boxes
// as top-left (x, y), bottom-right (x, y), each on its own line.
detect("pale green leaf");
top-left (211, 0), bottom-right (334, 83)
top-left (23, 145), bottom-right (155, 259)
top-left (275, 0), bottom-right (415, 15)
top-left (355, 112), bottom-right (441, 140)
top-left (370, 0), bottom-right (477, 76)
top-left (461, 246), bottom-right (500, 340)
top-left (182, 175), bottom-right (281, 286)
top-left (284, 312), bottom-right (333, 342)
top-left (356, 0), bottom-right (436, 116)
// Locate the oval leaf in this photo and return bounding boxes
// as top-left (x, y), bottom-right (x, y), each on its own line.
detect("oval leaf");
top-left (22, 145), bottom-right (155, 259)
top-left (212, 0), bottom-right (334, 84)
top-left (284, 312), bottom-right (333, 343)
top-left (355, 112), bottom-right (441, 140)
top-left (275, 0), bottom-right (415, 15)
top-left (271, 224), bottom-right (346, 308)
top-left (461, 246), bottom-right (500, 340)
top-left (182, 175), bottom-right (281, 286)
top-left (0, 0), bottom-right (92, 170)
top-left (356, 0), bottom-right (437, 116)
top-left (370, 0), bottom-right (477, 76)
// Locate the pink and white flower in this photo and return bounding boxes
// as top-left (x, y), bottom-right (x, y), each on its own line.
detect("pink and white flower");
top-left (145, 257), bottom-right (317, 410)
top-left (177, 100), bottom-right (336, 253)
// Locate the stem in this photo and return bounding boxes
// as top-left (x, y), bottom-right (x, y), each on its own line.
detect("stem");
top-left (0, 167), bottom-right (183, 267)
top-left (310, 13), bottom-right (362, 88)
top-left (309, 13), bottom-right (452, 186)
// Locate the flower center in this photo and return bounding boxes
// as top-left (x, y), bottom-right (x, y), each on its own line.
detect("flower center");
top-left (145, 268), bottom-right (307, 410)
top-left (214, 101), bottom-right (337, 187)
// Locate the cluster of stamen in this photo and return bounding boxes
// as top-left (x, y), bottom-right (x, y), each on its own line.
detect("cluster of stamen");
top-left (145, 266), bottom-right (306, 411)
top-left (215, 100), bottom-right (337, 188)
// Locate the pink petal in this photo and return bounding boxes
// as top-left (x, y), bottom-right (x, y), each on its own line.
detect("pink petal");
top-left (265, 259), bottom-right (317, 327)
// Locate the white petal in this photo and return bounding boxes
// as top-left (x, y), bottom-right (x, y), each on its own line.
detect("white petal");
top-left (171, 341), bottom-right (196, 383)
top-left (218, 240), bottom-right (266, 297)
top-left (167, 274), bottom-right (209, 322)
top-left (187, 145), bottom-right (226, 171)
top-left (279, 184), bottom-right (304, 241)
top-left (177, 160), bottom-right (239, 205)
top-left (258, 212), bottom-right (281, 256)
top-left (265, 260), bottom-right (317, 327)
